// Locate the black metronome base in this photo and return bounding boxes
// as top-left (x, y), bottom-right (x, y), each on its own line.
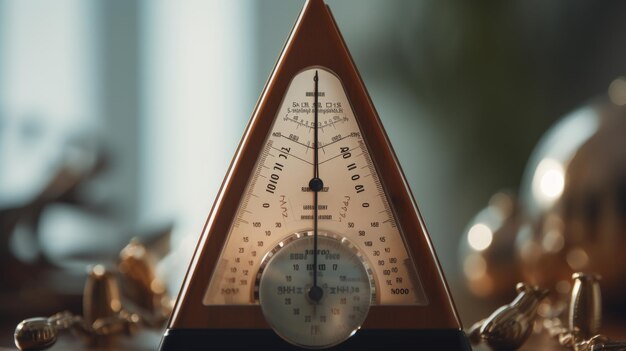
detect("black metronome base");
top-left (158, 328), bottom-right (473, 350)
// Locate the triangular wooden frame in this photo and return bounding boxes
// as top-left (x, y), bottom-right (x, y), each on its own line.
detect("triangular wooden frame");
top-left (161, 0), bottom-right (468, 349)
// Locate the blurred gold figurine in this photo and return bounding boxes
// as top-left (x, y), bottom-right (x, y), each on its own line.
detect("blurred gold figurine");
top-left (569, 273), bottom-right (602, 340)
top-left (470, 273), bottom-right (626, 351)
top-left (546, 273), bottom-right (626, 351)
top-left (14, 240), bottom-right (172, 351)
top-left (468, 283), bottom-right (549, 350)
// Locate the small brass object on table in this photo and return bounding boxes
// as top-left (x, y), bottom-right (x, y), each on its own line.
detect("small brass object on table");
top-left (14, 240), bottom-right (172, 351)
top-left (575, 335), bottom-right (626, 351)
top-left (14, 316), bottom-right (64, 351)
top-left (83, 265), bottom-right (123, 327)
top-left (542, 273), bottom-right (626, 351)
top-left (468, 273), bottom-right (626, 350)
top-left (570, 273), bottom-right (602, 340)
top-left (468, 282), bottom-right (549, 350)
top-left (14, 318), bottom-right (57, 351)
top-left (118, 239), bottom-right (171, 326)
top-left (14, 312), bottom-right (89, 351)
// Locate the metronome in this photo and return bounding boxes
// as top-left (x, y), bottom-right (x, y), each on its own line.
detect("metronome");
top-left (159, 0), bottom-right (472, 349)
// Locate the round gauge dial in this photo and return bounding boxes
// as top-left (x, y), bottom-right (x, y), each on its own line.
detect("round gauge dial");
top-left (256, 231), bottom-right (374, 349)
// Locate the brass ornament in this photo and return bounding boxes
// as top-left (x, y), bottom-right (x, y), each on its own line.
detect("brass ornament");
top-left (459, 192), bottom-right (524, 300)
top-left (462, 89), bottom-right (626, 308)
top-left (14, 317), bottom-right (60, 351)
top-left (83, 265), bottom-right (122, 326)
top-left (569, 273), bottom-right (602, 340)
top-left (14, 312), bottom-right (89, 351)
top-left (516, 97), bottom-right (626, 307)
top-left (14, 240), bottom-right (172, 351)
top-left (468, 283), bottom-right (549, 350)
top-left (471, 273), bottom-right (626, 351)
top-left (118, 239), bottom-right (171, 326)
top-left (544, 273), bottom-right (626, 351)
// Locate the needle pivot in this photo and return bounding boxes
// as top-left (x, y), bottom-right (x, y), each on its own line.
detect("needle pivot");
top-left (308, 285), bottom-right (323, 302)
top-left (308, 177), bottom-right (324, 192)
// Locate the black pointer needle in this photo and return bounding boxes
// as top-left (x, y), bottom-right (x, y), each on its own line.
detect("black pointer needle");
top-left (308, 71), bottom-right (323, 303)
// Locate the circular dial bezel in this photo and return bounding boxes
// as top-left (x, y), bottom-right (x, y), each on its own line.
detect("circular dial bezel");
top-left (255, 231), bottom-right (377, 348)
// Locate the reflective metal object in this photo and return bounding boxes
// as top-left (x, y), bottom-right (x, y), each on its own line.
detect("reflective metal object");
top-left (466, 319), bottom-right (485, 345)
top-left (118, 239), bottom-right (169, 321)
top-left (542, 272), bottom-right (626, 351)
top-left (516, 97), bottom-right (626, 307)
top-left (14, 312), bottom-right (87, 351)
top-left (459, 192), bottom-right (524, 299)
top-left (14, 318), bottom-right (57, 351)
top-left (569, 273), bottom-right (602, 339)
top-left (470, 273), bottom-right (626, 351)
top-left (576, 335), bottom-right (626, 351)
top-left (14, 239), bottom-right (173, 350)
top-left (83, 264), bottom-right (122, 326)
top-left (470, 282), bottom-right (549, 350)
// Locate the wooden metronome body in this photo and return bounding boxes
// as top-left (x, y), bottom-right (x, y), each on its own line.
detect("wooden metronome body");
top-left (159, 1), bottom-right (471, 350)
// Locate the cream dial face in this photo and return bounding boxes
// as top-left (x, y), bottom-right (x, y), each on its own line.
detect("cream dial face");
top-left (204, 67), bottom-right (427, 306)
top-left (257, 232), bottom-right (373, 349)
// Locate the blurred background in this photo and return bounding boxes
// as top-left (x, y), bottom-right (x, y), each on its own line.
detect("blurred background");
top-left (2, 0), bottom-right (626, 349)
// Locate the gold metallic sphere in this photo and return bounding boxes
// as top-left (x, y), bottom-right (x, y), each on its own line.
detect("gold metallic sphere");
top-left (517, 97), bottom-right (626, 308)
top-left (460, 192), bottom-right (523, 300)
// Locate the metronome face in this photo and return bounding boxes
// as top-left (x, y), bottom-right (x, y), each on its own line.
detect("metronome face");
top-left (203, 68), bottom-right (427, 347)
top-left (160, 1), bottom-right (469, 350)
